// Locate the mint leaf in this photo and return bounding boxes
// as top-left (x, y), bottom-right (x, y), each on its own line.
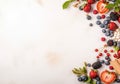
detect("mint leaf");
top-left (106, 4), bottom-right (114, 9)
top-left (63, 1), bottom-right (71, 9)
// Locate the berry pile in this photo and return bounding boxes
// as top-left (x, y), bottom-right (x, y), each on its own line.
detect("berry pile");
top-left (63, 0), bottom-right (120, 84)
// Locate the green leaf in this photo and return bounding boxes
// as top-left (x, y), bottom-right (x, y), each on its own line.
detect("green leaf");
top-left (69, 0), bottom-right (75, 2)
top-left (106, 4), bottom-right (114, 9)
top-left (115, 7), bottom-right (120, 12)
top-left (63, 1), bottom-right (71, 9)
top-left (114, 46), bottom-right (120, 51)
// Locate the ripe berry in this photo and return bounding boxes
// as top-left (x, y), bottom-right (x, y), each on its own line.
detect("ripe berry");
top-left (101, 37), bottom-right (106, 41)
top-left (87, 0), bottom-right (95, 4)
top-left (87, 15), bottom-right (92, 20)
top-left (101, 15), bottom-right (105, 19)
top-left (96, 56), bottom-right (99, 58)
top-left (113, 54), bottom-right (117, 58)
top-left (93, 10), bottom-right (98, 14)
top-left (83, 4), bottom-right (91, 13)
top-left (118, 17), bottom-right (120, 23)
top-left (110, 12), bottom-right (119, 21)
top-left (108, 22), bottom-right (118, 31)
top-left (104, 50), bottom-right (107, 53)
top-left (99, 53), bottom-right (103, 56)
top-left (95, 49), bottom-right (99, 52)
top-left (110, 49), bottom-right (114, 53)
top-left (109, 66), bottom-right (114, 70)
top-left (106, 53), bottom-right (110, 57)
top-left (107, 39), bottom-right (114, 46)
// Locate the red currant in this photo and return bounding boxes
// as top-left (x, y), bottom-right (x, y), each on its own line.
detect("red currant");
top-left (101, 37), bottom-right (106, 41)
top-left (110, 49), bottom-right (114, 53)
top-left (95, 49), bottom-right (99, 52)
top-left (96, 56), bottom-right (99, 58)
top-left (99, 53), bottom-right (103, 56)
top-left (101, 15), bottom-right (105, 19)
top-left (104, 50), bottom-right (107, 53)
top-left (106, 53), bottom-right (110, 57)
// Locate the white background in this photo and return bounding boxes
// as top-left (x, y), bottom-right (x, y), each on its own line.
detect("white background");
top-left (0, 0), bottom-right (106, 84)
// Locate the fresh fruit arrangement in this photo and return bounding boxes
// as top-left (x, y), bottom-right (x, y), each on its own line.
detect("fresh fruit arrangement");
top-left (62, 0), bottom-right (120, 84)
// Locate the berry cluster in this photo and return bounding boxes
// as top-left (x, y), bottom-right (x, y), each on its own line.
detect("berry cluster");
top-left (63, 0), bottom-right (120, 84)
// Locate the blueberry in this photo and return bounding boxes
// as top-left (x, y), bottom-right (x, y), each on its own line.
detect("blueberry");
top-left (103, 20), bottom-right (109, 25)
top-left (87, 63), bottom-right (91, 67)
top-left (81, 76), bottom-right (88, 81)
top-left (110, 33), bottom-right (114, 37)
top-left (96, 81), bottom-right (102, 84)
top-left (105, 56), bottom-right (110, 60)
top-left (105, 32), bottom-right (110, 36)
top-left (96, 77), bottom-right (100, 81)
top-left (97, 15), bottom-right (101, 19)
top-left (89, 23), bottom-right (93, 27)
top-left (106, 16), bottom-right (111, 21)
top-left (116, 79), bottom-right (120, 83)
top-left (102, 29), bottom-right (106, 33)
top-left (87, 15), bottom-right (92, 20)
top-left (96, 21), bottom-right (101, 25)
top-left (79, 6), bottom-right (83, 10)
top-left (105, 61), bottom-right (110, 65)
top-left (117, 41), bottom-right (120, 48)
top-left (100, 24), bottom-right (105, 28)
top-left (78, 77), bottom-right (83, 82)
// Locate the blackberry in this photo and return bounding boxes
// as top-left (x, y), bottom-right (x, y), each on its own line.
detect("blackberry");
top-left (107, 39), bottom-right (114, 46)
top-left (92, 61), bottom-right (102, 69)
top-left (110, 12), bottom-right (119, 21)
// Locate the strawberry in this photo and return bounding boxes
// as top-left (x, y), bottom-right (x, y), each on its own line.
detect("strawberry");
top-left (83, 4), bottom-right (91, 13)
top-left (100, 70), bottom-right (116, 84)
top-left (117, 50), bottom-right (120, 56)
top-left (87, 0), bottom-right (95, 4)
top-left (118, 17), bottom-right (120, 23)
top-left (108, 22), bottom-right (118, 31)
top-left (89, 69), bottom-right (98, 79)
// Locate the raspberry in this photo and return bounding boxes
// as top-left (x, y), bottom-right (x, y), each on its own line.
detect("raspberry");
top-left (93, 10), bottom-right (98, 14)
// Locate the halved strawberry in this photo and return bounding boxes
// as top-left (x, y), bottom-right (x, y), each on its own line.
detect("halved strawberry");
top-left (100, 70), bottom-right (116, 84)
top-left (96, 1), bottom-right (109, 14)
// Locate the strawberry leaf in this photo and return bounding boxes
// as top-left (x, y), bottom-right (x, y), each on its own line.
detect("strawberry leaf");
top-left (106, 4), bottom-right (114, 9)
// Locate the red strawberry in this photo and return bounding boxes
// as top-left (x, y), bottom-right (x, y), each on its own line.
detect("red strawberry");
top-left (83, 4), bottom-right (91, 13)
top-left (89, 69), bottom-right (98, 79)
top-left (108, 22), bottom-right (118, 31)
top-left (87, 0), bottom-right (95, 4)
top-left (117, 50), bottom-right (120, 56)
top-left (118, 17), bottom-right (120, 23)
